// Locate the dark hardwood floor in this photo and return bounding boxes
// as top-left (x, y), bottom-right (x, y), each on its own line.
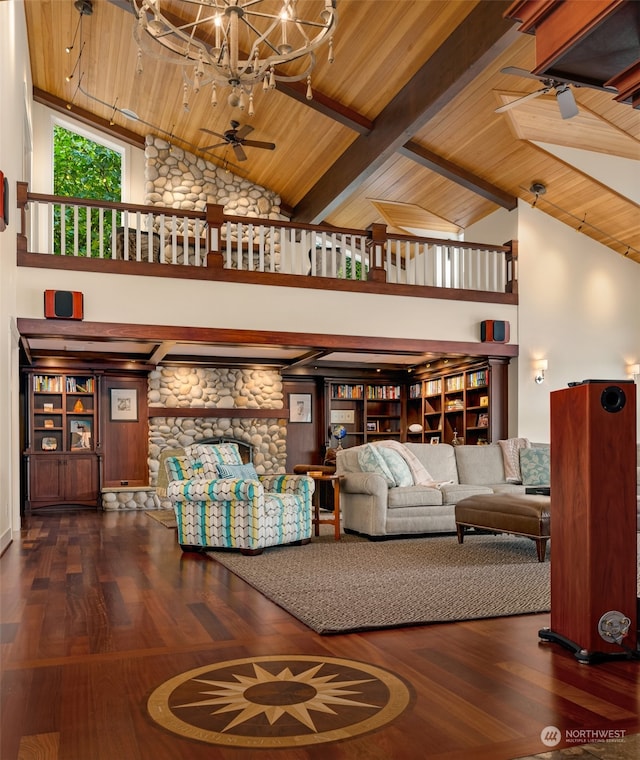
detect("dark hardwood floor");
top-left (1, 510), bottom-right (638, 760)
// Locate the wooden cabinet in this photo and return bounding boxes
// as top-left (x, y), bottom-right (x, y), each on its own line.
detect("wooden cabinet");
top-left (24, 371), bottom-right (101, 510)
top-left (28, 453), bottom-right (100, 509)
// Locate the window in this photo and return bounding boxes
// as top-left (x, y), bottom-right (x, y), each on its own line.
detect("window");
top-left (52, 124), bottom-right (122, 255)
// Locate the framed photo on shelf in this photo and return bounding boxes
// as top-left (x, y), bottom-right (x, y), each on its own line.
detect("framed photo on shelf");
top-left (70, 419), bottom-right (92, 450)
top-left (430, 435), bottom-right (440, 444)
top-left (289, 393), bottom-right (312, 423)
top-left (41, 437), bottom-right (58, 451)
top-left (366, 421), bottom-right (379, 432)
top-left (477, 412), bottom-right (489, 428)
top-left (110, 388), bottom-right (138, 421)
top-left (43, 402), bottom-right (54, 412)
top-left (479, 395), bottom-right (489, 407)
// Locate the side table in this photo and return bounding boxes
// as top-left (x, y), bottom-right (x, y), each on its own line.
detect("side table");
top-left (308, 472), bottom-right (341, 541)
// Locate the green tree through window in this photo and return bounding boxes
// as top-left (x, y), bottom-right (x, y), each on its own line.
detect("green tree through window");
top-left (53, 125), bottom-right (122, 256)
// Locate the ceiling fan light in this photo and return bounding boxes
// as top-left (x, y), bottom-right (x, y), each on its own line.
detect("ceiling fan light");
top-left (556, 86), bottom-right (579, 119)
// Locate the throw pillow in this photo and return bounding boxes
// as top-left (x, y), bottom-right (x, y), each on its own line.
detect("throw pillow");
top-left (498, 437), bottom-right (531, 484)
top-left (520, 447), bottom-right (550, 486)
top-left (185, 442), bottom-right (244, 477)
top-left (357, 443), bottom-right (396, 487)
top-left (377, 446), bottom-right (414, 487)
top-left (164, 455), bottom-right (194, 482)
top-left (217, 462), bottom-right (259, 480)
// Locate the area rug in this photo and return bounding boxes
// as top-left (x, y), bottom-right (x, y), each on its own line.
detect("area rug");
top-left (146, 509), bottom-right (177, 528)
top-left (212, 533), bottom-right (555, 634)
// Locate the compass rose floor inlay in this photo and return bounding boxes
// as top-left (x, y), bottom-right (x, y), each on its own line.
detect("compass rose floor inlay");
top-left (147, 655), bottom-right (412, 748)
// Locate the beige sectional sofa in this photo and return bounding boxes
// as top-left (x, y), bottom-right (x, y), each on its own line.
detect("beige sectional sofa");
top-left (336, 442), bottom-right (546, 538)
top-left (337, 440), bottom-right (640, 538)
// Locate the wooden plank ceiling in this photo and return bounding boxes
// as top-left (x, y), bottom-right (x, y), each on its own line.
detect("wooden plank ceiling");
top-left (23, 0), bottom-right (640, 268)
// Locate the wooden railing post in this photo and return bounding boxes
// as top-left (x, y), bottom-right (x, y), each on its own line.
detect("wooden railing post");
top-left (366, 223), bottom-right (387, 282)
top-left (16, 181), bottom-right (29, 254)
top-left (504, 239), bottom-right (518, 294)
top-left (206, 203), bottom-right (225, 269)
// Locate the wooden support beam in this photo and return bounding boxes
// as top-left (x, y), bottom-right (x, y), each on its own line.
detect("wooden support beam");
top-left (398, 142), bottom-right (518, 211)
top-left (293, 1), bottom-right (520, 223)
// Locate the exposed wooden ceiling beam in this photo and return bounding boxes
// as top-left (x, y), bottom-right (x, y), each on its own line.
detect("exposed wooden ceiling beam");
top-left (33, 88), bottom-right (144, 149)
top-left (399, 142), bottom-right (518, 210)
top-left (16, 319), bottom-right (519, 358)
top-left (292, 1), bottom-right (520, 223)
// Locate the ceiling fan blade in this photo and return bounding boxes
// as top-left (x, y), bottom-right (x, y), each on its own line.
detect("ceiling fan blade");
top-left (233, 143), bottom-right (247, 161)
top-left (241, 139), bottom-right (276, 151)
top-left (200, 127), bottom-right (227, 140)
top-left (495, 87), bottom-right (549, 113)
top-left (556, 86), bottom-right (579, 119)
top-left (200, 141), bottom-right (227, 151)
top-left (234, 124), bottom-right (254, 140)
top-left (500, 66), bottom-right (545, 82)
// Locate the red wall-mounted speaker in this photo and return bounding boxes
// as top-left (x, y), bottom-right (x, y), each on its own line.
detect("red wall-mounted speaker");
top-left (44, 290), bottom-right (84, 320)
top-left (480, 320), bottom-right (509, 343)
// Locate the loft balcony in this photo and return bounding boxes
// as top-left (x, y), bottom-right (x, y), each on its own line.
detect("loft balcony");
top-left (16, 183), bottom-right (518, 306)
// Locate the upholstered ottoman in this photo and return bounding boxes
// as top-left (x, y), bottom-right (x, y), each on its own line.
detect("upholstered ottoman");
top-left (455, 493), bottom-right (551, 562)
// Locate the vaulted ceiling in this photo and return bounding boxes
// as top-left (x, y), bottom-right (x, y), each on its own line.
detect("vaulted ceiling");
top-left (25, 0), bottom-right (639, 267)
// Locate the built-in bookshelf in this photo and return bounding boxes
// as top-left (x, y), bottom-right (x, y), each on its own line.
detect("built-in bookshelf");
top-left (327, 360), bottom-right (507, 448)
top-left (327, 381), bottom-right (403, 445)
top-left (24, 371), bottom-right (100, 510)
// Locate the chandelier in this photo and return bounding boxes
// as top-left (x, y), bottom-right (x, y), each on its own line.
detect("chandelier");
top-left (132, 0), bottom-right (337, 116)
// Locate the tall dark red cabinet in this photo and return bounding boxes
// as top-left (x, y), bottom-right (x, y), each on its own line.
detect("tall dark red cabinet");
top-left (540, 380), bottom-right (637, 663)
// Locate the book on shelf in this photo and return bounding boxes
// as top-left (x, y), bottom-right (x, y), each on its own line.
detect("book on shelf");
top-left (332, 384), bottom-right (364, 399)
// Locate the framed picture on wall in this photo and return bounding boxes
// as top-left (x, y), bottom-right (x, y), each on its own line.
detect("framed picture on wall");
top-left (110, 388), bottom-right (138, 421)
top-left (289, 393), bottom-right (312, 423)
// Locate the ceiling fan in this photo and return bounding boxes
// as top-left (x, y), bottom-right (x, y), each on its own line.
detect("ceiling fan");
top-left (200, 121), bottom-right (276, 162)
top-left (496, 67), bottom-right (579, 120)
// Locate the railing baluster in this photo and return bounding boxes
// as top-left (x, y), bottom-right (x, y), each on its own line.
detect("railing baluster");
top-left (86, 205), bottom-right (91, 257)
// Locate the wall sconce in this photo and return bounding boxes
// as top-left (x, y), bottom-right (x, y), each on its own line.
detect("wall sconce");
top-left (533, 359), bottom-right (548, 384)
top-left (627, 363), bottom-right (640, 382)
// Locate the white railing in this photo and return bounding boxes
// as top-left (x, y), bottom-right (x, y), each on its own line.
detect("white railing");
top-left (18, 187), bottom-right (515, 295)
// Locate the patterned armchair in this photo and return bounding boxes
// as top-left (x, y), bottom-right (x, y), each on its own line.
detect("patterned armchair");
top-left (161, 438), bottom-right (314, 555)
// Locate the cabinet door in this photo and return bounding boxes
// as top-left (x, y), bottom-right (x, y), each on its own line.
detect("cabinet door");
top-left (29, 455), bottom-right (64, 502)
top-left (65, 455), bottom-right (99, 501)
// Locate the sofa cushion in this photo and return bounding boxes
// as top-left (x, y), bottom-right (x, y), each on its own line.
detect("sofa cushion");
top-left (454, 445), bottom-right (506, 485)
top-left (498, 438), bottom-right (531, 483)
top-left (377, 446), bottom-right (414, 487)
top-left (439, 483), bottom-right (494, 504)
top-left (217, 462), bottom-right (259, 480)
top-left (387, 485), bottom-right (443, 508)
top-left (520, 447), bottom-right (550, 486)
top-left (404, 443), bottom-right (459, 484)
top-left (185, 442), bottom-right (244, 477)
top-left (357, 443), bottom-right (395, 486)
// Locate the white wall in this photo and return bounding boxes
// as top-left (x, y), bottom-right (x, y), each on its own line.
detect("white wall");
top-left (468, 202), bottom-right (640, 441)
top-left (0, 0), bottom-right (30, 551)
top-left (516, 201), bottom-right (639, 441)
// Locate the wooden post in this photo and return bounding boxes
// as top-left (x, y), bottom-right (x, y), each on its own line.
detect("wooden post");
top-left (366, 223), bottom-right (387, 283)
top-left (205, 202), bottom-right (225, 269)
top-left (504, 239), bottom-right (518, 294)
top-left (17, 181), bottom-right (29, 254)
